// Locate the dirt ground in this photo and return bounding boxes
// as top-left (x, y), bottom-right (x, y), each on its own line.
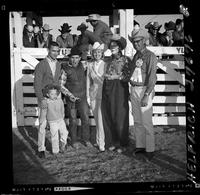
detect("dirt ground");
top-left (12, 125), bottom-right (186, 184)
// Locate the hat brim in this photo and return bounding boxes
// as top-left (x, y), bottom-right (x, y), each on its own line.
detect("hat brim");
top-left (86, 19), bottom-right (98, 22)
top-left (77, 26), bottom-right (88, 31)
top-left (128, 35), bottom-right (133, 43)
top-left (59, 29), bottom-right (71, 33)
top-left (43, 28), bottom-right (52, 31)
top-left (152, 25), bottom-right (162, 30)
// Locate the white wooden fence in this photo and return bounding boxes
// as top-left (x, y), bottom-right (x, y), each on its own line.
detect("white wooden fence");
top-left (11, 46), bottom-right (185, 127)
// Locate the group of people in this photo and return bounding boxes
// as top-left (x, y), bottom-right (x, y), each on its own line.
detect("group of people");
top-left (23, 13), bottom-right (113, 61)
top-left (142, 19), bottom-right (184, 46)
top-left (34, 13), bottom-right (158, 162)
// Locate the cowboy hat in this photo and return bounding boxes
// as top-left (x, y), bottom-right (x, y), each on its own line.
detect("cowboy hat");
top-left (109, 34), bottom-right (127, 50)
top-left (42, 24), bottom-right (52, 31)
top-left (86, 14), bottom-right (101, 22)
top-left (59, 23), bottom-right (72, 34)
top-left (92, 42), bottom-right (105, 50)
top-left (77, 22), bottom-right (88, 31)
top-left (128, 28), bottom-right (149, 42)
top-left (68, 46), bottom-right (82, 57)
top-left (145, 22), bottom-right (162, 30)
top-left (164, 21), bottom-right (176, 30)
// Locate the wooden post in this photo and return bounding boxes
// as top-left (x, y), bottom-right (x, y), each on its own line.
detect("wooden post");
top-left (119, 9), bottom-right (134, 56)
top-left (10, 12), bottom-right (17, 128)
top-left (13, 12), bottom-right (23, 48)
top-left (119, 9), bottom-right (126, 38)
top-left (125, 9), bottom-right (134, 57)
top-left (14, 48), bottom-right (24, 126)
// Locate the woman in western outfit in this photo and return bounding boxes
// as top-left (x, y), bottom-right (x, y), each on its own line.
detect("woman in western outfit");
top-left (87, 42), bottom-right (107, 152)
top-left (101, 35), bottom-right (132, 153)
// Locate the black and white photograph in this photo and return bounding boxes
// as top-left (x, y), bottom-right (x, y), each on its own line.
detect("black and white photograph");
top-left (1, 0), bottom-right (199, 193)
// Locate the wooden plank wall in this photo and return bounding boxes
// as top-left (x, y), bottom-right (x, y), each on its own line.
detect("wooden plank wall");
top-left (13, 47), bottom-right (186, 127)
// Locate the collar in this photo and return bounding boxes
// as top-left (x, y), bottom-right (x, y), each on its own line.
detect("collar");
top-left (47, 55), bottom-right (57, 63)
top-left (137, 47), bottom-right (147, 57)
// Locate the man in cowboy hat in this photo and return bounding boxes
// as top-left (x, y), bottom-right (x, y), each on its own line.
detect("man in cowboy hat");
top-left (145, 21), bottom-right (166, 46)
top-left (76, 22), bottom-right (102, 60)
top-left (59, 46), bottom-right (93, 149)
top-left (23, 24), bottom-right (37, 47)
top-left (56, 23), bottom-right (74, 48)
top-left (37, 23), bottom-right (53, 48)
top-left (128, 28), bottom-right (157, 161)
top-left (173, 19), bottom-right (184, 46)
top-left (162, 21), bottom-right (176, 46)
top-left (86, 14), bottom-right (113, 47)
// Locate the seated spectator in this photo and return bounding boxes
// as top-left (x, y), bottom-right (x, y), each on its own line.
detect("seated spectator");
top-left (25, 11), bottom-right (43, 29)
top-left (145, 21), bottom-right (166, 46)
top-left (56, 23), bottom-right (74, 48)
top-left (162, 21), bottom-right (176, 46)
top-left (37, 24), bottom-right (53, 48)
top-left (23, 24), bottom-right (37, 48)
top-left (23, 11), bottom-right (43, 37)
top-left (76, 22), bottom-right (102, 60)
top-left (86, 14), bottom-right (113, 47)
top-left (173, 19), bottom-right (184, 46)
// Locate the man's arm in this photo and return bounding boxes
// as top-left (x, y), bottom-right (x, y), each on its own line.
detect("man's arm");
top-left (144, 53), bottom-right (157, 95)
top-left (34, 62), bottom-right (44, 102)
top-left (59, 68), bottom-right (78, 101)
top-left (39, 99), bottom-right (47, 124)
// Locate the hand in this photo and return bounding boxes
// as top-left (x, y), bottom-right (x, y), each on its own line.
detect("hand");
top-left (141, 94), bottom-right (149, 107)
top-left (87, 97), bottom-right (91, 107)
top-left (69, 96), bottom-right (77, 102)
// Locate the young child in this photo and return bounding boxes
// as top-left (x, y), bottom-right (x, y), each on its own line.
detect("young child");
top-left (40, 84), bottom-right (68, 155)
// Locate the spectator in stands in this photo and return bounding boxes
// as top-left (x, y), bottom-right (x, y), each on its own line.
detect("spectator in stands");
top-left (129, 28), bottom-right (157, 161)
top-left (59, 46), bottom-right (92, 149)
top-left (173, 19), bottom-right (184, 46)
top-left (76, 22), bottom-right (102, 60)
top-left (23, 24), bottom-right (37, 47)
top-left (39, 84), bottom-right (68, 156)
top-left (34, 41), bottom-right (62, 158)
top-left (145, 21), bottom-right (166, 46)
top-left (86, 14), bottom-right (113, 47)
top-left (25, 11), bottom-right (43, 29)
top-left (86, 42), bottom-right (107, 152)
top-left (162, 21), bottom-right (176, 46)
top-left (23, 11), bottom-right (43, 38)
top-left (101, 35), bottom-right (131, 153)
top-left (37, 24), bottom-right (53, 48)
top-left (56, 23), bottom-right (74, 48)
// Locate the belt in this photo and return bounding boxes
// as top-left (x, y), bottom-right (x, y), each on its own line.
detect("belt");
top-left (130, 81), bottom-right (145, 87)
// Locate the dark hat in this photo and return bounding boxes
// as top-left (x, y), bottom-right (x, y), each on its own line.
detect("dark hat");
top-left (77, 22), bottom-right (88, 31)
top-left (68, 46), bottom-right (82, 57)
top-left (109, 34), bottom-right (127, 50)
top-left (176, 18), bottom-right (183, 25)
top-left (164, 21), bottom-right (176, 30)
top-left (145, 22), bottom-right (162, 30)
top-left (59, 23), bottom-right (72, 34)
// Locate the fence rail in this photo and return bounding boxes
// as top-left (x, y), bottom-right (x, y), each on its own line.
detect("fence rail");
top-left (11, 47), bottom-right (186, 127)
